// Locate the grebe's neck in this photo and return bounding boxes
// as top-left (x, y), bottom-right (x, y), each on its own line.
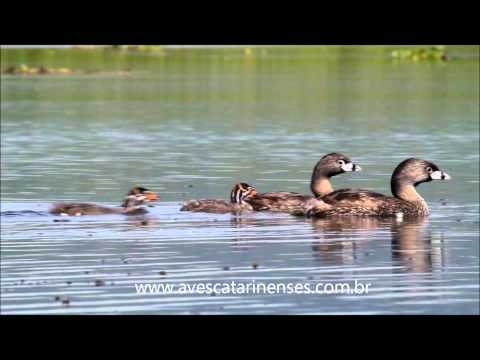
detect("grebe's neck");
top-left (121, 197), bottom-right (133, 208)
top-left (392, 183), bottom-right (428, 212)
top-left (121, 196), bottom-right (144, 209)
top-left (311, 175), bottom-right (333, 197)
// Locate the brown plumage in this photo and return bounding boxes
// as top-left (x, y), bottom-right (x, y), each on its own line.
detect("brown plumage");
top-left (301, 158), bottom-right (450, 218)
top-left (49, 186), bottom-right (159, 216)
top-left (180, 183), bottom-right (257, 214)
top-left (246, 153), bottom-right (361, 212)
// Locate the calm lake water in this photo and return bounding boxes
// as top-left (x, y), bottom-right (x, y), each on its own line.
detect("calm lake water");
top-left (1, 46), bottom-right (479, 314)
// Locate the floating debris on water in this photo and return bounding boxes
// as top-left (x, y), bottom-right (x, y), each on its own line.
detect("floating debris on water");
top-left (158, 271), bottom-right (167, 276)
top-left (94, 279), bottom-right (105, 287)
top-left (222, 266), bottom-right (230, 271)
top-left (54, 295), bottom-right (70, 306)
top-left (252, 262), bottom-right (258, 269)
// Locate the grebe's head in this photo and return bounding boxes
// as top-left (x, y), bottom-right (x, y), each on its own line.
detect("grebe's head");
top-left (230, 183), bottom-right (257, 204)
top-left (390, 158), bottom-right (451, 198)
top-left (122, 186), bottom-right (159, 208)
top-left (314, 153), bottom-right (362, 177)
top-left (391, 158), bottom-right (451, 187)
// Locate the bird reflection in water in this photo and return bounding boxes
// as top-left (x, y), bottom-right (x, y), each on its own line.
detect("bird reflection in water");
top-left (390, 218), bottom-right (445, 274)
top-left (310, 217), bottom-right (386, 266)
top-left (124, 216), bottom-right (159, 229)
top-left (309, 217), bottom-right (445, 274)
top-left (229, 214), bottom-right (296, 250)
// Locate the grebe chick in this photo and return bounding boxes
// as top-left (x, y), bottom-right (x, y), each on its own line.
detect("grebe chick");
top-left (180, 183), bottom-right (257, 214)
top-left (49, 186), bottom-right (159, 216)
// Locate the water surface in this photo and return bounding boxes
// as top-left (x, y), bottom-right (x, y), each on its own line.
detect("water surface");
top-left (1, 46), bottom-right (479, 314)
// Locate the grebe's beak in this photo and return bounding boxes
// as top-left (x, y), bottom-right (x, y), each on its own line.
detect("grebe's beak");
top-left (352, 163), bottom-right (361, 172)
top-left (430, 171), bottom-right (451, 180)
top-left (144, 191), bottom-right (159, 201)
top-left (342, 162), bottom-right (362, 172)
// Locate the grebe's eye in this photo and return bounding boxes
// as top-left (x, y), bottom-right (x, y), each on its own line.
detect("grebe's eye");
top-left (337, 159), bottom-right (345, 166)
top-left (426, 167), bottom-right (433, 173)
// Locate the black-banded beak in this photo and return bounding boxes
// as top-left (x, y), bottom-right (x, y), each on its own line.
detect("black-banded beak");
top-left (430, 170), bottom-right (451, 180)
top-left (341, 162), bottom-right (361, 172)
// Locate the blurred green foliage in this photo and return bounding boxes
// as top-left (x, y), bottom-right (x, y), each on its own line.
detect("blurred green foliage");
top-left (110, 45), bottom-right (165, 52)
top-left (3, 64), bottom-right (73, 75)
top-left (391, 46), bottom-right (448, 62)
